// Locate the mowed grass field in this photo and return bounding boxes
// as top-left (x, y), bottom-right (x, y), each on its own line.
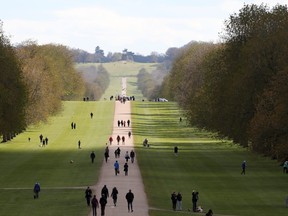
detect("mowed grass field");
top-left (1, 62), bottom-right (287, 216)
top-left (0, 101), bottom-right (114, 216)
top-left (131, 102), bottom-right (288, 216)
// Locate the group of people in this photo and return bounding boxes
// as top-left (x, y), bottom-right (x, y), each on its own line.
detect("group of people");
top-left (117, 119), bottom-right (131, 127)
top-left (171, 190), bottom-right (213, 215)
top-left (85, 186), bottom-right (109, 216)
top-left (109, 135), bottom-right (131, 145)
top-left (85, 185), bottom-right (134, 216)
top-left (70, 122), bottom-right (76, 129)
top-left (39, 134), bottom-right (48, 147)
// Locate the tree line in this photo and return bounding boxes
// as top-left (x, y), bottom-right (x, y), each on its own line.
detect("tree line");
top-left (72, 47), bottom-right (169, 64)
top-left (160, 4), bottom-right (288, 161)
top-left (77, 64), bottom-right (110, 101)
top-left (0, 24), bottom-right (86, 142)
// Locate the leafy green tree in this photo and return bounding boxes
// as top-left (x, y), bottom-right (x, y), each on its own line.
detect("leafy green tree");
top-left (16, 42), bottom-right (85, 125)
top-left (0, 22), bottom-right (27, 141)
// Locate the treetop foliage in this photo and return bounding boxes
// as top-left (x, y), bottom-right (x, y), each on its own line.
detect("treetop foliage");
top-left (162, 4), bottom-right (288, 161)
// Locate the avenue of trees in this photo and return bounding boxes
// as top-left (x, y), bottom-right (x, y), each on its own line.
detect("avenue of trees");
top-left (0, 23), bottom-right (85, 141)
top-left (161, 4), bottom-right (288, 161)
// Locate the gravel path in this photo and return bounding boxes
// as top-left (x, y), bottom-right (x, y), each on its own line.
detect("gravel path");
top-left (89, 79), bottom-right (149, 216)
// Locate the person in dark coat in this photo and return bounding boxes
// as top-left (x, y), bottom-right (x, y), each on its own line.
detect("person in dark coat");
top-left (128, 131), bottom-right (131, 138)
top-left (109, 136), bottom-right (113, 145)
top-left (33, 182), bottom-right (41, 199)
top-left (125, 189), bottom-right (134, 212)
top-left (45, 137), bottom-right (48, 145)
top-left (111, 187), bottom-right (118, 206)
top-left (104, 151), bottom-right (109, 163)
top-left (101, 185), bottom-right (109, 199)
top-left (130, 150), bottom-right (135, 163)
top-left (127, 119), bottom-right (130, 127)
top-left (174, 146), bottom-right (178, 156)
top-left (116, 147), bottom-right (121, 158)
top-left (124, 163), bottom-right (129, 176)
top-left (39, 134), bottom-right (43, 142)
top-left (116, 135), bottom-right (121, 145)
top-left (192, 191), bottom-right (199, 212)
top-left (171, 192), bottom-right (177, 211)
top-left (91, 195), bottom-right (99, 216)
top-left (85, 186), bottom-right (92, 206)
top-left (90, 151), bottom-right (96, 163)
top-left (241, 160), bottom-right (246, 175)
top-left (99, 194), bottom-right (107, 216)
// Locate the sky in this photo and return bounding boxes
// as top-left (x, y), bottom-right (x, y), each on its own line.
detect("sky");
top-left (0, 0), bottom-right (287, 55)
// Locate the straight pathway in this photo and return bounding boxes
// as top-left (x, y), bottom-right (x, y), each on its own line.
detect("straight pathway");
top-left (89, 95), bottom-right (149, 215)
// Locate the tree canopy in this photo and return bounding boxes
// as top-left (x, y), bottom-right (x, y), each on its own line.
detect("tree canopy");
top-left (162, 4), bottom-right (288, 161)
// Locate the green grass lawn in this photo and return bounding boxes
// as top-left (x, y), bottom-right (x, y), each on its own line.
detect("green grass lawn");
top-left (131, 101), bottom-right (288, 216)
top-left (0, 101), bottom-right (114, 216)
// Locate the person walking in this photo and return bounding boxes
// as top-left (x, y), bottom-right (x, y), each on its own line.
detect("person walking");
top-left (114, 161), bottom-right (120, 175)
top-left (109, 136), bottom-right (113, 145)
top-left (90, 112), bottom-right (93, 119)
top-left (192, 191), bottom-right (199, 212)
top-left (78, 140), bottom-right (81, 149)
top-left (125, 151), bottom-right (130, 162)
top-left (33, 182), bottom-right (41, 199)
top-left (171, 192), bottom-right (177, 211)
top-left (127, 119), bottom-right (130, 127)
top-left (130, 150), bottom-right (135, 163)
top-left (85, 186), bottom-right (92, 206)
top-left (99, 194), bottom-right (107, 216)
top-left (104, 151), bottom-right (109, 163)
top-left (91, 195), bottom-right (99, 216)
top-left (117, 135), bottom-right (121, 145)
top-left (90, 151), bottom-right (96, 163)
top-left (101, 185), bottom-right (109, 199)
top-left (111, 187), bottom-right (118, 206)
top-left (174, 146), bottom-right (178, 156)
top-left (116, 147), bottom-right (121, 158)
top-left (128, 131), bottom-right (131, 138)
top-left (176, 192), bottom-right (182, 211)
top-left (39, 134), bottom-right (43, 143)
top-left (122, 136), bottom-right (125, 145)
top-left (124, 162), bottom-right (129, 176)
top-left (241, 160), bottom-right (246, 175)
top-left (125, 189), bottom-right (134, 212)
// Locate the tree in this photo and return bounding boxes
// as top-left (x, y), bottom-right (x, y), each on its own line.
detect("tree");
top-left (0, 22), bottom-right (27, 141)
top-left (16, 42), bottom-right (85, 125)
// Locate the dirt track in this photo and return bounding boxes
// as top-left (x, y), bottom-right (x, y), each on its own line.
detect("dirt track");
top-left (88, 100), bottom-right (149, 216)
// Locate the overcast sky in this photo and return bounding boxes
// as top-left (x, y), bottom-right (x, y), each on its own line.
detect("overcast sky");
top-left (0, 0), bottom-right (287, 55)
